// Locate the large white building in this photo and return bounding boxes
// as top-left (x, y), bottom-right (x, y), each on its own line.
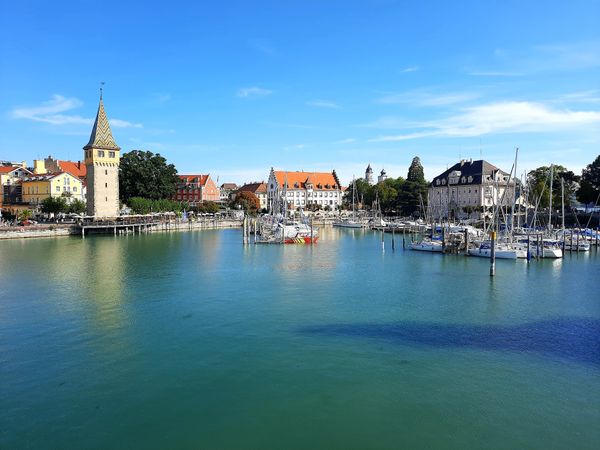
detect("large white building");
top-left (428, 159), bottom-right (516, 219)
top-left (267, 169), bottom-right (343, 211)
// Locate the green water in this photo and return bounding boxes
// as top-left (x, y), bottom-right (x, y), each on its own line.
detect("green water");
top-left (1, 228), bottom-right (599, 449)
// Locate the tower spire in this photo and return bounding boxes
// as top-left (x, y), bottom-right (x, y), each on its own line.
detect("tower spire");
top-left (100, 81), bottom-right (104, 100)
top-left (84, 90), bottom-right (119, 151)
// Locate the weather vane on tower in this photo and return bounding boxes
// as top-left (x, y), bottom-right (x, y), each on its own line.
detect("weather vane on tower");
top-left (100, 81), bottom-right (105, 99)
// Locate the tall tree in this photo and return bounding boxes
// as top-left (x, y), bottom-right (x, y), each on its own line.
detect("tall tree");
top-left (119, 150), bottom-right (179, 201)
top-left (40, 196), bottom-right (68, 214)
top-left (527, 165), bottom-right (580, 209)
top-left (407, 156), bottom-right (425, 183)
top-left (577, 155), bottom-right (600, 205)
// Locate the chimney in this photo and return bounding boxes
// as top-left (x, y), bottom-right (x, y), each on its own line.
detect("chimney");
top-left (21, 160), bottom-right (26, 168)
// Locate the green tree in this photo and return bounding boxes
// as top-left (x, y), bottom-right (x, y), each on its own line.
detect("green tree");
top-left (231, 191), bottom-right (260, 212)
top-left (127, 197), bottom-right (187, 214)
top-left (196, 201), bottom-right (220, 214)
top-left (397, 158), bottom-right (429, 216)
top-left (577, 155), bottom-right (600, 204)
top-left (40, 196), bottom-right (68, 214)
top-left (119, 150), bottom-right (179, 201)
top-left (344, 178), bottom-right (373, 208)
top-left (407, 156), bottom-right (425, 183)
top-left (527, 165), bottom-right (579, 209)
top-left (67, 199), bottom-right (86, 214)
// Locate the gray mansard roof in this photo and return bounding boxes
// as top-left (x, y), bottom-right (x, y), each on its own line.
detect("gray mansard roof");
top-left (430, 159), bottom-right (513, 187)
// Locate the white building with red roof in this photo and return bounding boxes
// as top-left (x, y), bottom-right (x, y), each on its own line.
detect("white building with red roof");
top-left (267, 169), bottom-right (343, 211)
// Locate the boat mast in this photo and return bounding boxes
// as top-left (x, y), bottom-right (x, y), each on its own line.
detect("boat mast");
top-left (511, 147), bottom-right (518, 235)
top-left (352, 176), bottom-right (356, 219)
top-left (548, 164), bottom-right (553, 230)
top-left (561, 177), bottom-right (565, 231)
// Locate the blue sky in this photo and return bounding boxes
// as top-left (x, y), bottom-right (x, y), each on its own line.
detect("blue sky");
top-left (1, 0), bottom-right (599, 185)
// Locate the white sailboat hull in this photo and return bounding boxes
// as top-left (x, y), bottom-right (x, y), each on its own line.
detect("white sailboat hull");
top-left (333, 221), bottom-right (364, 229)
top-left (410, 242), bottom-right (443, 252)
top-left (467, 247), bottom-right (518, 259)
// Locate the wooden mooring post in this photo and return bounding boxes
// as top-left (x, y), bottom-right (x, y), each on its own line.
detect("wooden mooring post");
top-left (489, 231), bottom-right (496, 277)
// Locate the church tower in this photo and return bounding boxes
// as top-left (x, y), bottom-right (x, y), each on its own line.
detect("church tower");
top-left (83, 92), bottom-right (120, 218)
top-left (365, 164), bottom-right (374, 185)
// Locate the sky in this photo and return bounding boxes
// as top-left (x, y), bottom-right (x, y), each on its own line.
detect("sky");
top-left (1, 0), bottom-right (599, 186)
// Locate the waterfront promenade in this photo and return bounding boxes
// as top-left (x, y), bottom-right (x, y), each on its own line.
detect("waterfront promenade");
top-left (0, 217), bottom-right (243, 240)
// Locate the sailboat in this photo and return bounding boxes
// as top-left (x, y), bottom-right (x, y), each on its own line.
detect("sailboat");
top-left (334, 176), bottom-right (365, 228)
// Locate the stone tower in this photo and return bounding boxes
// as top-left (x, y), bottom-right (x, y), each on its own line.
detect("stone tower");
top-left (84, 93), bottom-right (120, 218)
top-left (365, 164), bottom-right (374, 185)
top-left (378, 168), bottom-right (388, 184)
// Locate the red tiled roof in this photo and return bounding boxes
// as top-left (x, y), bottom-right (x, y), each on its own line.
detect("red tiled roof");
top-left (0, 166), bottom-right (30, 174)
top-left (57, 160), bottom-right (86, 178)
top-left (273, 171), bottom-right (340, 190)
top-left (178, 174), bottom-right (210, 186)
top-left (238, 182), bottom-right (267, 194)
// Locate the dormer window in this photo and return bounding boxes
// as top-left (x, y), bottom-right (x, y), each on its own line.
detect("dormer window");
top-left (468, 176), bottom-right (473, 183)
top-left (436, 179), bottom-right (440, 186)
top-left (442, 179), bottom-right (447, 185)
top-left (294, 182), bottom-right (299, 188)
top-left (461, 177), bottom-right (466, 183)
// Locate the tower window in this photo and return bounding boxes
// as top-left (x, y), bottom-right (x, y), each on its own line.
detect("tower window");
top-left (105, 183), bottom-right (108, 188)
top-left (109, 152), bottom-right (115, 158)
top-left (98, 150), bottom-right (105, 157)
top-left (105, 197), bottom-right (108, 202)
top-left (105, 169), bottom-right (108, 175)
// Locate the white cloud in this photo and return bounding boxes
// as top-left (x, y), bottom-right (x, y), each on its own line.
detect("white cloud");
top-left (334, 138), bottom-right (356, 144)
top-left (307, 99), bottom-right (339, 109)
top-left (400, 65), bottom-right (420, 73)
top-left (471, 40), bottom-right (600, 76)
top-left (376, 90), bottom-right (479, 106)
top-left (11, 94), bottom-right (143, 128)
top-left (12, 95), bottom-right (84, 123)
top-left (370, 101), bottom-right (600, 141)
top-left (237, 87), bottom-right (273, 98)
top-left (111, 119), bottom-right (143, 128)
top-left (559, 90), bottom-right (600, 104)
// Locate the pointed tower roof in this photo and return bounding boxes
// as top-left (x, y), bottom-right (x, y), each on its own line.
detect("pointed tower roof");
top-left (84, 96), bottom-right (120, 151)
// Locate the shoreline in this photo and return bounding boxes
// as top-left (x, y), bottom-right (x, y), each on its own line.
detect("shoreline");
top-left (0, 220), bottom-right (243, 240)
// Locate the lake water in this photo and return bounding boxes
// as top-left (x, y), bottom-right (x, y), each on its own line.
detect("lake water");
top-left (1, 228), bottom-right (599, 449)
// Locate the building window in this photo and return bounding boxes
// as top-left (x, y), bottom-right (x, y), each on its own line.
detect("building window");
top-left (105, 169), bottom-right (108, 175)
top-left (105, 197), bottom-right (108, 202)
top-left (56, 186), bottom-right (60, 192)
top-left (105, 183), bottom-right (108, 188)
top-left (109, 151), bottom-right (115, 158)
top-left (98, 150), bottom-right (105, 157)
top-left (73, 187), bottom-right (77, 192)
